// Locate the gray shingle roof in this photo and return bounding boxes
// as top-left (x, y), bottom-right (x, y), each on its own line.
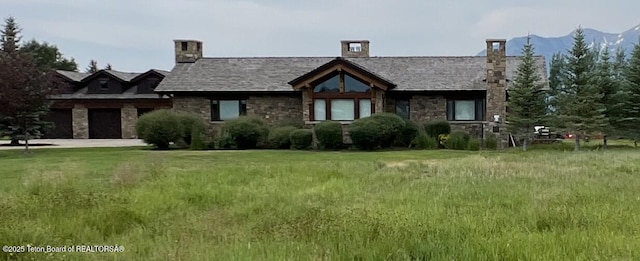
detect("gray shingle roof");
top-left (155, 56), bottom-right (547, 92)
top-left (50, 85), bottom-right (168, 100)
top-left (56, 70), bottom-right (90, 82)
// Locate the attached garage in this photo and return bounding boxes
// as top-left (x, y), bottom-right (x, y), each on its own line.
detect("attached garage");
top-left (43, 109), bottom-right (73, 139)
top-left (88, 109), bottom-right (122, 139)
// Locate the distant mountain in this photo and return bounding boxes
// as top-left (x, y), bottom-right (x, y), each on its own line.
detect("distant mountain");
top-left (477, 24), bottom-right (640, 71)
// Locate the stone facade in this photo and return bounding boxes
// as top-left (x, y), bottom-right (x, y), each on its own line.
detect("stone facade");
top-left (247, 94), bottom-right (302, 124)
top-left (174, 40), bottom-right (203, 63)
top-left (410, 95), bottom-right (447, 123)
top-left (121, 104), bottom-right (137, 139)
top-left (485, 39), bottom-right (508, 148)
top-left (450, 122), bottom-right (485, 139)
top-left (341, 40), bottom-right (370, 58)
top-left (72, 104), bottom-right (88, 139)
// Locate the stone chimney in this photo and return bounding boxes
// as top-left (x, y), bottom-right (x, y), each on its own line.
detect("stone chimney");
top-left (341, 40), bottom-right (370, 58)
top-left (174, 39), bottom-right (203, 63)
top-left (485, 39), bottom-right (507, 147)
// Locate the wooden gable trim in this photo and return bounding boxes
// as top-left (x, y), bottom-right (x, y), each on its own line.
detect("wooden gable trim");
top-left (291, 63), bottom-right (391, 91)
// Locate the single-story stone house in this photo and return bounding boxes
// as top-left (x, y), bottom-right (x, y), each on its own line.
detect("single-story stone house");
top-left (155, 39), bottom-right (547, 145)
top-left (47, 69), bottom-right (172, 139)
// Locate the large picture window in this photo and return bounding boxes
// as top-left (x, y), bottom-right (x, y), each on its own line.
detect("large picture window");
top-left (446, 99), bottom-right (484, 121)
top-left (211, 99), bottom-right (247, 121)
top-left (310, 72), bottom-right (373, 121)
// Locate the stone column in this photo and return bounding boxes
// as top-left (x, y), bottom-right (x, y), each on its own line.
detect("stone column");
top-left (485, 39), bottom-right (508, 148)
top-left (72, 104), bottom-right (88, 139)
top-left (121, 104), bottom-right (137, 139)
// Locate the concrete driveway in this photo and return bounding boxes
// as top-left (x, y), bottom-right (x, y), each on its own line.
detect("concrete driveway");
top-left (0, 139), bottom-right (147, 150)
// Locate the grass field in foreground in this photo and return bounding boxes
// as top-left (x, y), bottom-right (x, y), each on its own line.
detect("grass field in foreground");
top-left (1, 147), bottom-right (640, 260)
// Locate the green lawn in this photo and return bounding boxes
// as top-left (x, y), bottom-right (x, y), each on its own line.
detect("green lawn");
top-left (1, 146), bottom-right (640, 260)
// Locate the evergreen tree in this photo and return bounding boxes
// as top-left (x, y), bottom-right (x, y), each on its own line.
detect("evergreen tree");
top-left (613, 47), bottom-right (628, 79)
top-left (86, 60), bottom-right (98, 73)
top-left (0, 16), bottom-right (21, 53)
top-left (507, 37), bottom-right (546, 151)
top-left (555, 27), bottom-right (607, 151)
top-left (622, 42), bottom-right (640, 147)
top-left (548, 52), bottom-right (567, 120)
top-left (104, 63), bottom-right (113, 70)
top-left (594, 47), bottom-right (625, 148)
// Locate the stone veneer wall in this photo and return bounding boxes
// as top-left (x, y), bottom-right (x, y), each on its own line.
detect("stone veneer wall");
top-left (172, 95), bottom-right (302, 137)
top-left (72, 104), bottom-right (88, 139)
top-left (246, 94), bottom-right (302, 124)
top-left (121, 104), bottom-right (137, 139)
top-left (450, 122), bottom-right (485, 139)
top-left (410, 95), bottom-right (447, 123)
top-left (485, 40), bottom-right (508, 148)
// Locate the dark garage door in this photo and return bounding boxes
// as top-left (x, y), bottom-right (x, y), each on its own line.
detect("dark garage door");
top-left (89, 109), bottom-right (122, 139)
top-left (43, 109), bottom-right (73, 139)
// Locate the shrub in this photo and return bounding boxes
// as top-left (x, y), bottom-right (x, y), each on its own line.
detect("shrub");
top-left (268, 126), bottom-right (297, 149)
top-left (290, 129), bottom-right (313, 150)
top-left (190, 127), bottom-right (206, 150)
top-left (314, 121), bottom-right (343, 150)
top-left (412, 132), bottom-right (438, 150)
top-left (438, 134), bottom-right (449, 148)
top-left (135, 109), bottom-right (183, 149)
top-left (484, 135), bottom-right (498, 150)
top-left (467, 138), bottom-right (481, 151)
top-left (369, 113), bottom-right (406, 148)
top-left (446, 131), bottom-right (470, 150)
top-left (275, 119), bottom-right (304, 128)
top-left (175, 111), bottom-right (207, 145)
top-left (214, 130), bottom-right (235, 149)
top-left (397, 120), bottom-right (421, 147)
top-left (349, 117), bottom-right (383, 150)
top-left (222, 116), bottom-right (269, 149)
top-left (425, 120), bottom-right (451, 146)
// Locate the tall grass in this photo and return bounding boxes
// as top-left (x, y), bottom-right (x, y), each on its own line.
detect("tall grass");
top-left (0, 148), bottom-right (639, 260)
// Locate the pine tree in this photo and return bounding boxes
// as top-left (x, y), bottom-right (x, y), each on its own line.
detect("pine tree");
top-left (613, 47), bottom-right (628, 79)
top-left (86, 60), bottom-right (98, 73)
top-left (556, 27), bottom-right (607, 151)
top-left (507, 37), bottom-right (546, 151)
top-left (1, 16), bottom-right (21, 53)
top-left (622, 42), bottom-right (640, 147)
top-left (594, 47), bottom-right (625, 148)
top-left (104, 63), bottom-right (113, 70)
top-left (548, 53), bottom-right (567, 121)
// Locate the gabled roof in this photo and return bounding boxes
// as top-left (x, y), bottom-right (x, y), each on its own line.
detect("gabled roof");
top-left (155, 56), bottom-right (547, 93)
top-left (56, 70), bottom-right (90, 82)
top-left (288, 57), bottom-right (396, 90)
top-left (49, 85), bottom-right (168, 100)
top-left (130, 69), bottom-right (171, 83)
top-left (81, 70), bottom-right (142, 83)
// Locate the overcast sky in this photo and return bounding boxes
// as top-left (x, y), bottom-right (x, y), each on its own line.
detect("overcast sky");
top-left (3, 0), bottom-right (639, 72)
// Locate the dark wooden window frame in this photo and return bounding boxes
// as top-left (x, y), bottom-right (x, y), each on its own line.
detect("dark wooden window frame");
top-left (394, 99), bottom-right (410, 120)
top-left (309, 72), bottom-right (375, 121)
top-left (210, 99), bottom-right (247, 121)
top-left (446, 99), bottom-right (485, 121)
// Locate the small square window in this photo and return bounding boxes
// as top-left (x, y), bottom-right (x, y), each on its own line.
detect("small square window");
top-left (98, 78), bottom-right (109, 90)
top-left (349, 43), bottom-right (362, 52)
top-left (196, 42), bottom-right (202, 52)
top-left (181, 42), bottom-right (188, 51)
